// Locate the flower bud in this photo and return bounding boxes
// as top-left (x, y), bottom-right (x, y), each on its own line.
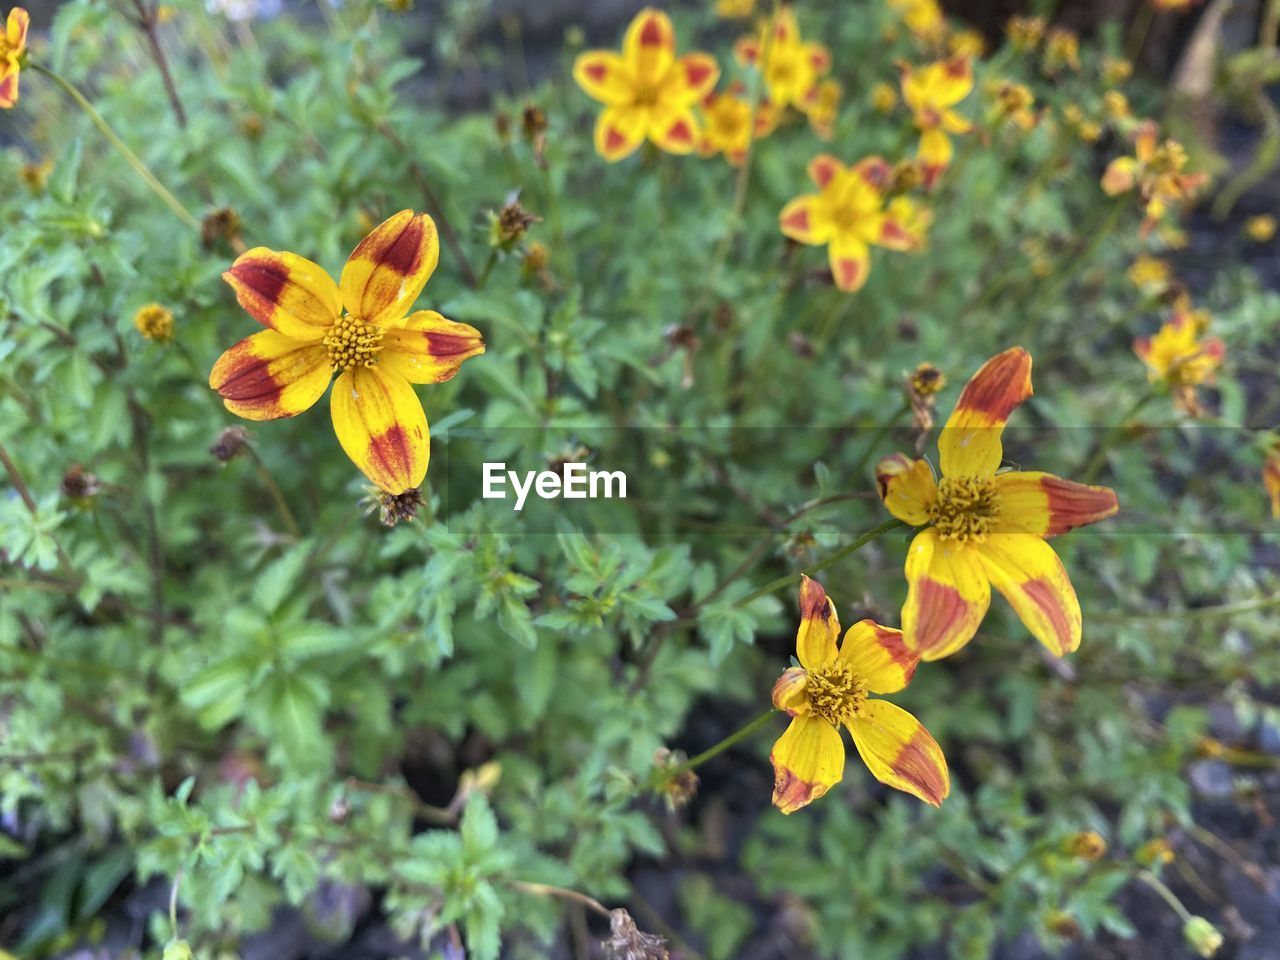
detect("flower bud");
top-left (134, 303), bottom-right (175, 342)
top-left (1183, 916), bottom-right (1224, 958)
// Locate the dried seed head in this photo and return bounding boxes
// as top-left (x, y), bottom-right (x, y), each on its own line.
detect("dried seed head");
top-left (489, 196), bottom-right (540, 250)
top-left (651, 749), bottom-right (698, 812)
top-left (201, 206), bottom-right (243, 251)
top-left (367, 486), bottom-right (425, 527)
top-left (210, 426), bottom-right (251, 463)
top-left (603, 909), bottom-right (668, 960)
top-left (60, 464), bottom-right (102, 502)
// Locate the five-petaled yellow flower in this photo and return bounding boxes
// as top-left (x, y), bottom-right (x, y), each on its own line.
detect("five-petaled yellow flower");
top-left (0, 7), bottom-right (29, 109)
top-left (733, 5), bottom-right (831, 113)
top-left (209, 210), bottom-right (485, 494)
top-left (573, 8), bottom-right (719, 163)
top-left (899, 56), bottom-right (973, 189)
top-left (876, 348), bottom-right (1120, 661)
top-left (698, 81), bottom-right (777, 166)
top-left (770, 576), bottom-right (949, 814)
top-left (1102, 120), bottom-right (1207, 236)
top-left (779, 155), bottom-right (929, 293)
top-left (1134, 307), bottom-right (1224, 418)
top-left (887, 0), bottom-right (945, 44)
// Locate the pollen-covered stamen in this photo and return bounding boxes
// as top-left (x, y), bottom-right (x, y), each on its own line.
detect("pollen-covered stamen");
top-left (805, 666), bottom-right (867, 727)
top-left (323, 314), bottom-right (384, 372)
top-left (928, 475), bottom-right (1001, 543)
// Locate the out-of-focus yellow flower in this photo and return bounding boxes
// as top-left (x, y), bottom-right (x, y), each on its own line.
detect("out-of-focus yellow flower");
top-left (1134, 307), bottom-right (1225, 417)
top-left (800, 78), bottom-right (841, 140)
top-left (779, 154), bottom-right (928, 292)
top-left (1102, 121), bottom-right (1208, 235)
top-left (900, 56), bottom-right (973, 188)
top-left (734, 6), bottom-right (831, 112)
top-left (1102, 56), bottom-right (1134, 85)
top-left (714, 0), bottom-right (754, 19)
top-left (769, 576), bottom-right (949, 813)
top-left (1063, 831), bottom-right (1108, 861)
top-left (1104, 90), bottom-right (1131, 121)
top-left (18, 154), bottom-right (52, 191)
top-left (1126, 254), bottom-right (1172, 295)
top-left (876, 348), bottom-right (1120, 660)
top-left (948, 28), bottom-right (985, 59)
top-left (1136, 838), bottom-right (1176, 866)
top-left (1154, 0), bottom-right (1201, 11)
top-left (1021, 237), bottom-right (1052, 278)
top-left (1006, 15), bottom-right (1045, 51)
top-left (1183, 917), bottom-right (1224, 958)
top-left (888, 0), bottom-right (945, 44)
top-left (699, 82), bottom-right (777, 165)
top-left (134, 303), bottom-right (175, 342)
top-left (209, 211), bottom-right (485, 494)
top-left (154, 4), bottom-right (178, 23)
top-left (1043, 27), bottom-right (1081, 73)
top-left (871, 81), bottom-right (898, 114)
top-left (1244, 214), bottom-right (1276, 243)
top-left (910, 362), bottom-right (946, 397)
top-left (573, 8), bottom-right (720, 162)
top-left (1264, 442), bottom-right (1280, 518)
top-left (988, 80), bottom-right (1037, 131)
top-left (0, 7), bottom-right (30, 109)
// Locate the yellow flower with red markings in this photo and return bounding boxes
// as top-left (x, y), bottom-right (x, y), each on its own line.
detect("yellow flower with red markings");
top-left (0, 7), bottom-right (30, 109)
top-left (1264, 442), bottom-right (1280, 519)
top-left (899, 56), bottom-right (973, 189)
top-left (573, 8), bottom-right (719, 162)
top-left (779, 154), bottom-right (928, 293)
top-left (770, 576), bottom-right (949, 814)
top-left (799, 77), bottom-right (841, 140)
top-left (887, 0), bottom-right (945, 44)
top-left (1134, 307), bottom-right (1224, 417)
top-left (733, 6), bottom-right (831, 113)
top-left (209, 210), bottom-right (485, 495)
top-left (875, 348), bottom-right (1120, 661)
top-left (698, 81), bottom-right (776, 166)
top-left (1102, 121), bottom-right (1207, 236)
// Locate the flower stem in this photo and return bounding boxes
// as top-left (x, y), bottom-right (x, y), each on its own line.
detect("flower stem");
top-left (30, 62), bottom-right (200, 231)
top-left (1136, 870), bottom-right (1193, 923)
top-left (734, 517), bottom-right (908, 608)
top-left (128, 0), bottom-right (188, 128)
top-left (244, 447), bottom-right (302, 539)
top-left (1081, 389), bottom-right (1158, 483)
top-left (662, 709), bottom-right (777, 782)
top-left (509, 880), bottom-right (611, 920)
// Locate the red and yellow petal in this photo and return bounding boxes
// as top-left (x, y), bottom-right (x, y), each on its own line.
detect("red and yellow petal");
top-left (796, 574), bottom-right (839, 670)
top-left (648, 104), bottom-right (700, 154)
top-left (976, 534), bottom-right (1082, 657)
top-left (828, 233), bottom-right (871, 293)
top-left (594, 105), bottom-right (648, 161)
top-left (1263, 447), bottom-right (1280, 518)
top-left (379, 311), bottom-right (485, 385)
top-left (917, 128), bottom-right (953, 187)
top-left (572, 50), bottom-right (634, 106)
top-left (770, 714), bottom-right (844, 814)
top-left (733, 35), bottom-right (760, 67)
top-left (875, 453), bottom-right (937, 526)
top-left (938, 347), bottom-right (1033, 479)
top-left (1101, 156), bottom-right (1138, 196)
top-left (779, 193), bottom-right (833, 246)
top-left (676, 52), bottom-right (719, 101)
top-left (222, 248), bottom-right (341, 342)
top-left (804, 41), bottom-right (831, 75)
top-left (339, 210), bottom-right (440, 327)
top-left (807, 154), bottom-right (844, 190)
top-left (771, 666), bottom-right (810, 716)
top-left (902, 528), bottom-right (991, 661)
top-left (992, 471), bottom-right (1119, 537)
top-left (837, 620), bottom-right (917, 694)
top-left (849, 156), bottom-right (892, 192)
top-left (330, 365), bottom-right (429, 494)
top-left (208, 330), bottom-right (332, 421)
top-left (0, 65), bottom-right (18, 109)
top-left (848, 700), bottom-right (949, 806)
top-left (623, 7), bottom-right (676, 87)
top-left (6, 7), bottom-right (28, 52)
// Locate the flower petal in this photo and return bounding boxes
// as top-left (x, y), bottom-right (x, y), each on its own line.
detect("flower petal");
top-left (875, 453), bottom-right (937, 526)
top-left (330, 366), bottom-right (429, 494)
top-left (770, 714), bottom-right (844, 814)
top-left (208, 331), bottom-right (332, 421)
top-left (222, 248), bottom-right (341, 342)
top-left (676, 52), bottom-right (719, 101)
top-left (623, 7), bottom-right (676, 87)
top-left (976, 534), bottom-right (1082, 656)
top-left (779, 193), bottom-right (833, 245)
top-left (648, 105), bottom-right (700, 155)
top-left (340, 210), bottom-right (440, 326)
top-left (1101, 157), bottom-right (1138, 196)
top-left (902, 527), bottom-right (991, 660)
top-left (572, 50), bottom-right (634, 106)
top-left (1264, 449), bottom-right (1280, 519)
top-left (828, 233), bottom-right (871, 292)
top-left (807, 154), bottom-right (844, 189)
top-left (837, 620), bottom-right (917, 694)
top-left (917, 128), bottom-right (953, 188)
top-left (7, 7), bottom-right (28, 51)
top-left (938, 347), bottom-right (1033, 478)
top-left (849, 156), bottom-right (892, 192)
top-left (771, 666), bottom-right (810, 716)
top-left (379, 311), bottom-right (485, 385)
top-left (594, 105), bottom-right (648, 161)
top-left (733, 35), bottom-right (760, 67)
top-left (796, 574), bottom-right (839, 670)
top-left (0, 66), bottom-right (18, 110)
top-left (848, 700), bottom-right (949, 806)
top-left (992, 472), bottom-right (1119, 537)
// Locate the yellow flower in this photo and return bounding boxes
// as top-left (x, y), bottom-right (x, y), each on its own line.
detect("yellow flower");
top-left (18, 154), bottom-right (52, 191)
top-left (769, 576), bottom-right (949, 813)
top-left (713, 0), bottom-right (754, 18)
top-left (988, 80), bottom-right (1036, 131)
top-left (1102, 121), bottom-right (1207, 235)
top-left (1005, 15), bottom-right (1045, 51)
top-left (948, 28), bottom-right (985, 59)
top-left (876, 348), bottom-right (1120, 660)
top-left (0, 7), bottom-right (30, 109)
top-left (1134, 307), bottom-right (1225, 417)
top-left (1063, 831), bottom-right (1108, 861)
top-left (1244, 214), bottom-right (1276, 243)
top-left (209, 211), bottom-right (485, 494)
top-left (1126, 254), bottom-right (1171, 294)
top-left (573, 8), bottom-right (720, 162)
top-left (1154, 0), bottom-right (1200, 10)
top-left (1264, 442), bottom-right (1280, 518)
top-left (1104, 90), bottom-right (1131, 121)
top-left (734, 6), bottom-right (831, 112)
top-left (779, 155), bottom-right (928, 292)
top-left (1136, 838), bottom-right (1176, 866)
top-left (887, 0), bottom-right (945, 44)
top-left (900, 56), bottom-right (973, 188)
top-left (1183, 917), bottom-right (1224, 958)
top-left (1043, 27), bottom-right (1081, 73)
top-left (799, 77), bottom-right (841, 140)
top-left (134, 303), bottom-right (175, 342)
top-left (1102, 56), bottom-right (1134, 85)
top-left (871, 81), bottom-right (898, 114)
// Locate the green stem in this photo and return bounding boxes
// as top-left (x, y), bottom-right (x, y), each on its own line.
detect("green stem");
top-left (1093, 595), bottom-right (1280, 624)
top-left (1080, 389), bottom-right (1158, 483)
top-left (31, 63), bottom-right (200, 231)
top-left (661, 709), bottom-right (777, 782)
top-left (1136, 870), bottom-right (1192, 923)
top-left (476, 250), bottom-right (499, 289)
top-left (245, 447), bottom-right (303, 539)
top-left (734, 517), bottom-right (908, 608)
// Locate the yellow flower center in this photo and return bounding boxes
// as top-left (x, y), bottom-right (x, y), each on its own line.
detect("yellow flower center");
top-left (806, 666), bottom-right (867, 726)
top-left (928, 475), bottom-right (1000, 543)
top-left (324, 315), bottom-right (384, 372)
top-left (634, 84), bottom-right (661, 107)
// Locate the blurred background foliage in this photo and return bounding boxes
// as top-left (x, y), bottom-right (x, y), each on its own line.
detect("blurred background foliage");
top-left (1, 0), bottom-right (1279, 958)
